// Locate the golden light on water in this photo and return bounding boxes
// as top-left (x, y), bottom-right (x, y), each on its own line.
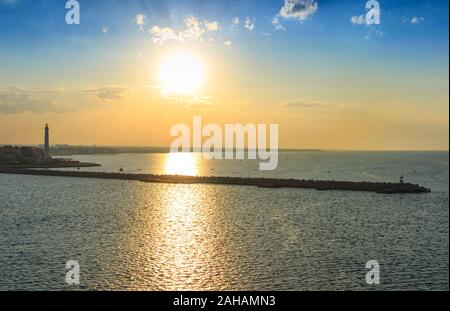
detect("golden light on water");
top-left (164, 152), bottom-right (199, 176)
top-left (161, 185), bottom-right (203, 288)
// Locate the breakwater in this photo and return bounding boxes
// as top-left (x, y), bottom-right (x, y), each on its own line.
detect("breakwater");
top-left (0, 168), bottom-right (431, 194)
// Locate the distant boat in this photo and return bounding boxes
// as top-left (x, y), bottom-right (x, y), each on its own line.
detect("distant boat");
top-left (119, 168), bottom-right (124, 172)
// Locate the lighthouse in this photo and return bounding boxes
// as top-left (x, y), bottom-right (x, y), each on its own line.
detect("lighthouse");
top-left (44, 123), bottom-right (50, 163)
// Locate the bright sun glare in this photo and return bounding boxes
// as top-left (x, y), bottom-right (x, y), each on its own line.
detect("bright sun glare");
top-left (158, 50), bottom-right (205, 96)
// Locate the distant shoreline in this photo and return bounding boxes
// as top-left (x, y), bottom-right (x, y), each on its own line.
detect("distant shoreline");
top-left (0, 168), bottom-right (431, 194)
top-left (48, 147), bottom-right (322, 156)
top-left (1, 145), bottom-right (448, 156)
top-left (0, 162), bottom-right (100, 169)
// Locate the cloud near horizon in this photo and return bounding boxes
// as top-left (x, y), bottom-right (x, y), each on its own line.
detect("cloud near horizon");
top-left (84, 86), bottom-right (132, 102)
top-left (0, 85), bottom-right (133, 114)
top-left (0, 87), bottom-right (75, 114)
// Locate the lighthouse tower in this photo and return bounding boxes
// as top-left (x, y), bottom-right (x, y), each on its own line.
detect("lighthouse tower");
top-left (44, 123), bottom-right (50, 163)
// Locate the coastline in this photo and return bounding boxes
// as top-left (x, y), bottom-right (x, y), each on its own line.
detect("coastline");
top-left (0, 162), bottom-right (101, 169)
top-left (0, 168), bottom-right (431, 194)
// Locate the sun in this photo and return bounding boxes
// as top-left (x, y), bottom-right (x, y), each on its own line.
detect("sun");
top-left (158, 50), bottom-right (206, 96)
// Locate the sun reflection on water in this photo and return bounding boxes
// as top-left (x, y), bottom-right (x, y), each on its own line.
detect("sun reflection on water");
top-left (124, 152), bottom-right (240, 290)
top-left (164, 152), bottom-right (200, 176)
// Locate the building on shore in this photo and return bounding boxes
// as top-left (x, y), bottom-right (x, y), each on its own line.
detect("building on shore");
top-left (0, 145), bottom-right (44, 165)
top-left (0, 124), bottom-right (50, 165)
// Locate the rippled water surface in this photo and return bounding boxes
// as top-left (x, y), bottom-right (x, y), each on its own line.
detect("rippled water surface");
top-left (0, 151), bottom-right (448, 290)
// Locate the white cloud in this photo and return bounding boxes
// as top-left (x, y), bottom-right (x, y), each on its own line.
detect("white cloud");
top-left (135, 13), bottom-right (146, 31)
top-left (411, 16), bottom-right (425, 24)
top-left (149, 16), bottom-right (220, 45)
top-left (351, 15), bottom-right (366, 25)
top-left (181, 16), bottom-right (205, 41)
top-left (149, 26), bottom-right (179, 45)
top-left (224, 40), bottom-right (232, 46)
top-left (272, 16), bottom-right (287, 31)
top-left (279, 0), bottom-right (318, 21)
top-left (101, 26), bottom-right (109, 33)
top-left (244, 17), bottom-right (256, 31)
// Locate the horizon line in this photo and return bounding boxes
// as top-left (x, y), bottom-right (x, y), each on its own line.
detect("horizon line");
top-left (0, 144), bottom-right (448, 152)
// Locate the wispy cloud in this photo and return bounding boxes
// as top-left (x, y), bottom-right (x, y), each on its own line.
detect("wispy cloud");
top-left (0, 87), bottom-right (75, 114)
top-left (161, 92), bottom-right (215, 109)
top-left (0, 85), bottom-right (137, 114)
top-left (364, 28), bottom-right (384, 40)
top-left (272, 16), bottom-right (286, 31)
top-left (411, 16), bottom-right (425, 24)
top-left (84, 86), bottom-right (131, 102)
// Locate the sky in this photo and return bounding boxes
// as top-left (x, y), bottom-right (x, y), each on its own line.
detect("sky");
top-left (0, 0), bottom-right (448, 150)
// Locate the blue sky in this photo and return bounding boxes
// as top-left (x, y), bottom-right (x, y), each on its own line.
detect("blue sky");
top-left (0, 0), bottom-right (448, 149)
top-left (0, 1), bottom-right (448, 81)
top-left (1, 0), bottom-right (446, 99)
top-left (0, 0), bottom-right (448, 47)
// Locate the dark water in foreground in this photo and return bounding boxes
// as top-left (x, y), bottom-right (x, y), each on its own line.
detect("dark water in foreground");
top-left (0, 151), bottom-right (448, 290)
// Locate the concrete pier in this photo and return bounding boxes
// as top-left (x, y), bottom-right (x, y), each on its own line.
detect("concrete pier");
top-left (0, 168), bottom-right (431, 194)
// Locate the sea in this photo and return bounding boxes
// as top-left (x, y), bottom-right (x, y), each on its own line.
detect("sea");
top-left (0, 151), bottom-right (448, 290)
